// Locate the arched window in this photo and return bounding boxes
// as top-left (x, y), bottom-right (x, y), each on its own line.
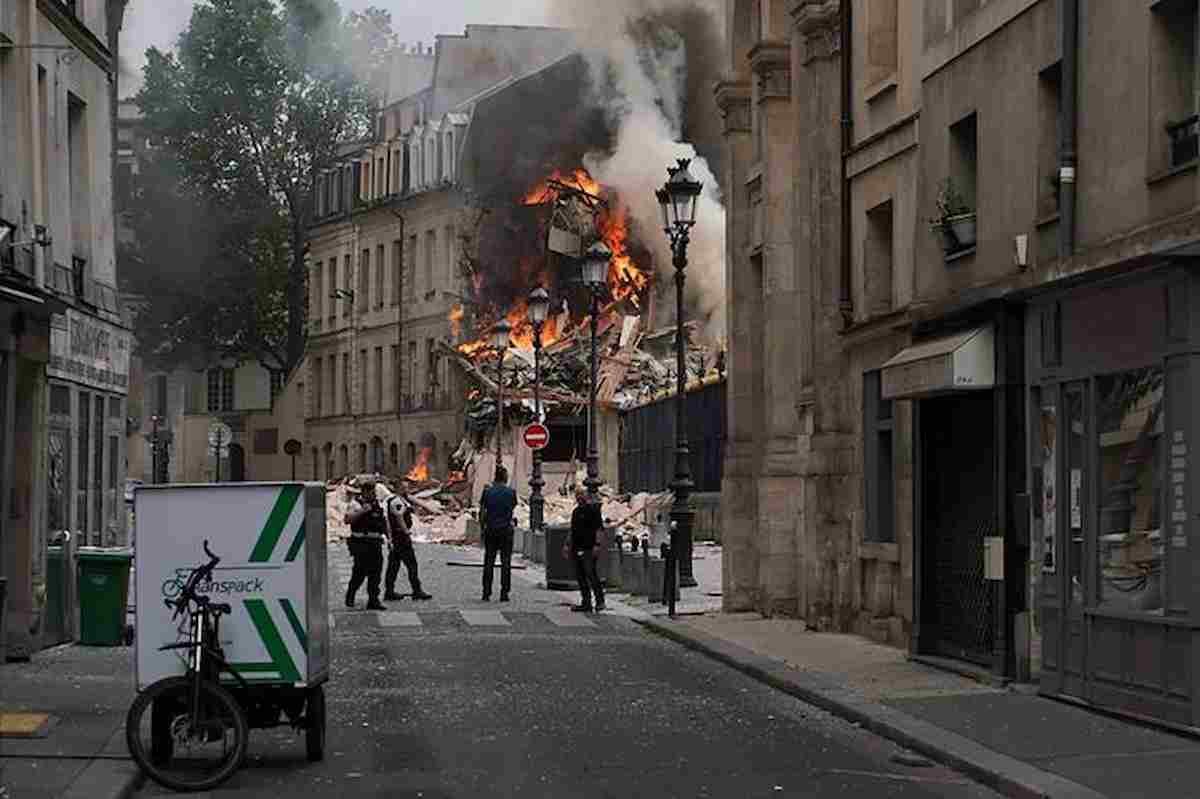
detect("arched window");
top-left (323, 443), bottom-right (333, 480)
top-left (338, 444), bottom-right (349, 476)
top-left (390, 443), bottom-right (399, 470)
top-left (370, 437), bottom-right (384, 473)
top-left (311, 447), bottom-right (319, 480)
top-left (357, 443), bottom-right (367, 472)
top-left (406, 442), bottom-right (416, 467)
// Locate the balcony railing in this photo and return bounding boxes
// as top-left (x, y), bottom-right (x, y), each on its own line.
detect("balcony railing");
top-left (1167, 114), bottom-right (1199, 168)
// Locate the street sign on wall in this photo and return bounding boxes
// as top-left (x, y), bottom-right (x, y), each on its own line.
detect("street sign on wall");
top-left (523, 423), bottom-right (550, 450)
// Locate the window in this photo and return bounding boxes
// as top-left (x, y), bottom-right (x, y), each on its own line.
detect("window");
top-left (865, 0), bottom-right (898, 89)
top-left (445, 225), bottom-right (456, 283)
top-left (93, 397), bottom-right (104, 542)
top-left (1151, 0), bottom-right (1199, 169)
top-left (1097, 366), bottom-right (1165, 611)
top-left (863, 371), bottom-right (895, 543)
top-left (78, 393), bottom-right (90, 533)
top-left (375, 347), bottom-right (384, 412)
top-left (950, 112), bottom-right (978, 214)
top-left (153, 374), bottom-right (168, 418)
top-left (68, 93), bottom-right (92, 265)
top-left (270, 370), bottom-right (285, 401)
top-left (407, 341), bottom-right (417, 407)
top-left (376, 245), bottom-right (385, 308)
top-left (359, 348), bottom-right (368, 413)
top-left (1037, 63), bottom-right (1062, 218)
top-left (328, 355), bottom-right (338, 416)
top-left (312, 262), bottom-right (323, 322)
top-left (425, 230), bottom-right (436, 294)
top-left (359, 248), bottom-right (370, 313)
top-left (407, 442), bottom-right (416, 467)
top-left (390, 443), bottom-right (399, 469)
top-left (863, 200), bottom-right (894, 317)
top-left (426, 337), bottom-right (437, 394)
top-left (342, 255), bottom-right (351, 318)
top-left (207, 369), bottom-right (234, 412)
top-left (392, 240), bottom-right (403, 305)
top-left (327, 258), bottom-right (337, 320)
top-left (342, 354), bottom-right (351, 415)
top-left (407, 235), bottom-right (418, 296)
top-left (391, 345), bottom-right (400, 409)
top-left (358, 442), bottom-right (368, 472)
top-left (254, 428), bottom-right (279, 455)
top-left (314, 358), bottom-right (323, 417)
top-left (339, 444), bottom-right (349, 475)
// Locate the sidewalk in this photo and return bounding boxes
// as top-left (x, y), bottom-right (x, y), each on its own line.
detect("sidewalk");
top-left (639, 613), bottom-right (1200, 799)
top-left (0, 644), bottom-right (140, 799)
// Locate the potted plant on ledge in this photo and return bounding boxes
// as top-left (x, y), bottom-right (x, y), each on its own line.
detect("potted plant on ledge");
top-left (930, 178), bottom-right (976, 253)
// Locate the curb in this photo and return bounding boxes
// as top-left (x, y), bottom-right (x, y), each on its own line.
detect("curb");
top-left (60, 758), bottom-right (142, 799)
top-left (637, 617), bottom-right (1107, 799)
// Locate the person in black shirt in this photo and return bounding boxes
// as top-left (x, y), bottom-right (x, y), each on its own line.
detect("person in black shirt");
top-left (565, 490), bottom-right (605, 612)
top-left (383, 491), bottom-right (432, 601)
top-left (344, 479), bottom-right (387, 611)
top-left (478, 466), bottom-right (518, 602)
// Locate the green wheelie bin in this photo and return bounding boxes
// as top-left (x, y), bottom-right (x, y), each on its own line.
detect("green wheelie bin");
top-left (76, 548), bottom-right (133, 646)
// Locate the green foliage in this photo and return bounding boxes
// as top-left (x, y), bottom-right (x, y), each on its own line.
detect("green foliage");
top-left (130, 0), bottom-right (392, 372)
top-left (933, 178), bottom-right (971, 222)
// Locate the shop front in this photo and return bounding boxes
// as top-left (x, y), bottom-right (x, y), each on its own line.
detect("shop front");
top-left (882, 303), bottom-right (1027, 681)
top-left (1029, 263), bottom-right (1200, 729)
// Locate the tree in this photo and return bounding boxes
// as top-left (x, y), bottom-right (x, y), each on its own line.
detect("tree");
top-left (133, 0), bottom-right (392, 373)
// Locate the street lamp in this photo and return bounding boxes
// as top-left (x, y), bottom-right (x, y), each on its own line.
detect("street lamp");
top-left (581, 240), bottom-right (610, 503)
top-left (656, 157), bottom-right (702, 588)
top-left (491, 318), bottom-right (512, 480)
top-left (528, 286), bottom-right (550, 532)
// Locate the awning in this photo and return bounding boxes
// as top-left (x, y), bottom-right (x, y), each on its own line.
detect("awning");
top-left (880, 325), bottom-right (995, 400)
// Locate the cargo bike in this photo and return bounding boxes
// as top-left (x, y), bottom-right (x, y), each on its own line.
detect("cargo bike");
top-left (126, 483), bottom-right (331, 792)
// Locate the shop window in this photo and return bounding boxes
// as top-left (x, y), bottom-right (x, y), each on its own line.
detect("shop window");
top-left (50, 384), bottom-right (71, 418)
top-left (1065, 385), bottom-right (1086, 607)
top-left (1036, 390), bottom-right (1058, 573)
top-left (207, 368), bottom-right (234, 412)
top-left (77, 392), bottom-right (90, 533)
top-left (1040, 303), bottom-right (1062, 367)
top-left (1150, 0), bottom-right (1199, 170)
top-left (1097, 366), bottom-right (1165, 612)
top-left (93, 398), bottom-right (104, 543)
top-left (863, 370), bottom-right (895, 543)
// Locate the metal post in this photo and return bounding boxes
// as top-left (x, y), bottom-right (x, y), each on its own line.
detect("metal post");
top-left (670, 233), bottom-right (697, 587)
top-left (530, 320), bottom-right (545, 532)
top-left (150, 415), bottom-right (160, 485)
top-left (585, 288), bottom-right (602, 500)
top-left (495, 351), bottom-right (504, 480)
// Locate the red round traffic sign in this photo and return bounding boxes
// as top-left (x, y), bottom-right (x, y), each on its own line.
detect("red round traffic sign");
top-left (523, 423), bottom-right (550, 450)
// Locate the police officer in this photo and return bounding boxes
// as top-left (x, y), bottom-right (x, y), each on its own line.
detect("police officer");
top-left (344, 478), bottom-right (387, 610)
top-left (383, 490), bottom-right (432, 601)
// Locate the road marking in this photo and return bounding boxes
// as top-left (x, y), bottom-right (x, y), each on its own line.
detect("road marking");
top-left (460, 610), bottom-right (510, 626)
top-left (377, 612), bottom-right (422, 627)
top-left (545, 610), bottom-right (597, 628)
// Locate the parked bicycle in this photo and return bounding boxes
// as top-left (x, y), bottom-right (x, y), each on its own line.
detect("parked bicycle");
top-left (125, 540), bottom-right (249, 791)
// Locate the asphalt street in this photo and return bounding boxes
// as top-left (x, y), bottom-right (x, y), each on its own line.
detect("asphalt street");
top-left (135, 543), bottom-right (1004, 799)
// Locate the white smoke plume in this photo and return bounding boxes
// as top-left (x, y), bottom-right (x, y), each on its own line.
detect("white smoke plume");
top-left (544, 0), bottom-right (727, 343)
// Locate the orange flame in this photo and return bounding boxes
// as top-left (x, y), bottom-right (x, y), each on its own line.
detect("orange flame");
top-left (406, 447), bottom-right (432, 481)
top-left (449, 304), bottom-right (465, 338)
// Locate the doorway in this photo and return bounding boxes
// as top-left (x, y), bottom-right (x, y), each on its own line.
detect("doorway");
top-left (228, 443), bottom-right (246, 482)
top-left (921, 392), bottom-right (997, 666)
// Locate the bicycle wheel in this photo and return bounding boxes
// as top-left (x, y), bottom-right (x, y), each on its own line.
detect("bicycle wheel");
top-left (126, 676), bottom-right (249, 792)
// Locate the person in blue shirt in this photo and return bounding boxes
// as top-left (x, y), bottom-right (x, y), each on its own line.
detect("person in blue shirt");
top-left (478, 466), bottom-right (518, 601)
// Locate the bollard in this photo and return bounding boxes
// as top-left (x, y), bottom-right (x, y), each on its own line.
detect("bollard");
top-left (661, 542), bottom-right (676, 618)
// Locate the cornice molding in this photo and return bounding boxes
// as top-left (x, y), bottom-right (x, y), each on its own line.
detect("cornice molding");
top-left (37, 0), bottom-right (114, 73)
top-left (714, 79), bottom-right (752, 134)
top-left (790, 0), bottom-right (842, 65)
top-left (749, 41), bottom-right (791, 100)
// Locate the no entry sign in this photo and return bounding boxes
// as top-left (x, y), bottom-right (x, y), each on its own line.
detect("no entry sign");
top-left (523, 423), bottom-right (550, 450)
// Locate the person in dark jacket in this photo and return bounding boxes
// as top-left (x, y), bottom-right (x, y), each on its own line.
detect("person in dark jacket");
top-left (384, 492), bottom-right (432, 601)
top-left (565, 490), bottom-right (605, 612)
top-left (478, 466), bottom-right (518, 602)
top-left (344, 479), bottom-right (387, 610)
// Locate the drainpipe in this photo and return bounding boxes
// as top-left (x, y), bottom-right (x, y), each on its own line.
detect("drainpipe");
top-left (1058, 0), bottom-right (1078, 260)
top-left (839, 0), bottom-right (854, 327)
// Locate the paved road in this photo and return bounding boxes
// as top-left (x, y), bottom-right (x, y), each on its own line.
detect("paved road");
top-left (136, 543), bottom-right (1002, 798)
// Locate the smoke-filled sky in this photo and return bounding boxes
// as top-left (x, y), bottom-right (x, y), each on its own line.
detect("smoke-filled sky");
top-left (119, 0), bottom-right (562, 95)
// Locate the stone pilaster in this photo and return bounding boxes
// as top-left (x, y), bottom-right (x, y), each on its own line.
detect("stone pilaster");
top-left (716, 78), bottom-right (760, 613)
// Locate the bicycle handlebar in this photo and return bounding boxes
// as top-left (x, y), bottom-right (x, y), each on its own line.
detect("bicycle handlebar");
top-left (171, 540), bottom-right (221, 619)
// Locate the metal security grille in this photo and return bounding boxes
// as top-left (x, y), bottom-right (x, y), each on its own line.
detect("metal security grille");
top-left (933, 513), bottom-right (996, 665)
top-left (619, 381), bottom-right (726, 494)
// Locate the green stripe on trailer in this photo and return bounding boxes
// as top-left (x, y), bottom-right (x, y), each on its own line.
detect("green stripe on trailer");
top-left (279, 598), bottom-right (307, 654)
top-left (249, 485), bottom-right (303, 563)
top-left (284, 521), bottom-right (306, 563)
top-left (243, 599), bottom-right (301, 682)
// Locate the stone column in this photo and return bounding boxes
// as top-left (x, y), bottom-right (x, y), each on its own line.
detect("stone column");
top-left (716, 78), bottom-right (759, 612)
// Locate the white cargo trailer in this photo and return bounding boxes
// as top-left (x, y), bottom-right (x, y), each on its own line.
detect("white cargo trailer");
top-left (132, 482), bottom-right (329, 760)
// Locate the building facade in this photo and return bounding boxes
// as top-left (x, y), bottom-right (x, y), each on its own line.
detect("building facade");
top-left (1, 0), bottom-right (129, 659)
top-left (722, 0), bottom-right (1200, 731)
top-left (306, 27), bottom-right (577, 482)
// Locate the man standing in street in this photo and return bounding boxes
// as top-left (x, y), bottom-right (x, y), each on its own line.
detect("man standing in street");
top-left (384, 490), bottom-right (432, 601)
top-left (479, 466), bottom-right (518, 602)
top-left (565, 491), bottom-right (605, 612)
top-left (344, 479), bottom-right (387, 610)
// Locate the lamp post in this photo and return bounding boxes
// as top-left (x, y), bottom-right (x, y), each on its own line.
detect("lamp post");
top-left (528, 286), bottom-right (550, 531)
top-left (581, 241), bottom-right (611, 503)
top-left (656, 158), bottom-right (703, 588)
top-left (491, 318), bottom-right (512, 480)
